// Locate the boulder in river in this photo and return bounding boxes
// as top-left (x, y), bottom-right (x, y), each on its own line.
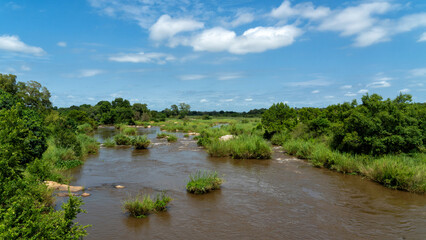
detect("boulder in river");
top-left (115, 185), bottom-right (125, 189)
top-left (44, 181), bottom-right (84, 192)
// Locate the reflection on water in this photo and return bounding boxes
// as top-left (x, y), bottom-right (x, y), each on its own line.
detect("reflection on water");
top-left (65, 127), bottom-right (426, 240)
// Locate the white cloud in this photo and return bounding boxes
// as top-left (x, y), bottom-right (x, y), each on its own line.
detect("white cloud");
top-left (228, 12), bottom-right (254, 27)
top-left (179, 74), bottom-right (206, 81)
top-left (88, 97), bottom-right (96, 101)
top-left (245, 98), bottom-right (253, 102)
top-left (224, 99), bottom-right (234, 102)
top-left (358, 89), bottom-right (369, 94)
top-left (150, 15), bottom-right (204, 41)
top-left (0, 35), bottom-right (45, 56)
top-left (324, 95), bottom-right (334, 99)
top-left (189, 25), bottom-right (302, 54)
top-left (79, 69), bottom-right (103, 78)
top-left (218, 73), bottom-right (242, 80)
top-left (109, 52), bottom-right (175, 64)
top-left (200, 99), bottom-right (208, 103)
top-left (311, 90), bottom-right (319, 94)
top-left (289, 79), bottom-right (330, 87)
top-left (399, 88), bottom-right (410, 93)
top-left (21, 65), bottom-right (31, 71)
top-left (340, 85), bottom-right (352, 89)
top-left (345, 92), bottom-right (357, 97)
top-left (271, 0), bottom-right (330, 20)
top-left (57, 41), bottom-right (67, 47)
top-left (418, 32), bottom-right (426, 42)
top-left (367, 74), bottom-right (392, 88)
top-left (410, 68), bottom-right (426, 77)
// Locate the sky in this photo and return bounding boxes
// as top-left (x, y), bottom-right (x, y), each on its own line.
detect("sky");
top-left (0, 0), bottom-right (425, 111)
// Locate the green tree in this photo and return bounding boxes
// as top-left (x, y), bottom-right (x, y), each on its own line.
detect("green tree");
top-left (261, 102), bottom-right (298, 137)
top-left (178, 102), bottom-right (190, 118)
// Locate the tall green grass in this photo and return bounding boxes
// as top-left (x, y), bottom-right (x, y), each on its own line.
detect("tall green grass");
top-left (114, 134), bottom-right (132, 145)
top-left (186, 170), bottom-right (223, 194)
top-left (282, 138), bottom-right (426, 193)
top-left (207, 135), bottom-right (272, 159)
top-left (122, 192), bottom-right (172, 218)
top-left (131, 135), bottom-right (150, 149)
top-left (103, 137), bottom-right (116, 147)
top-left (122, 127), bottom-right (137, 136)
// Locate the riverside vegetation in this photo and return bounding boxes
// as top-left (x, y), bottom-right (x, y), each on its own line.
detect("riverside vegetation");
top-left (186, 170), bottom-right (224, 194)
top-left (1, 72), bottom-right (425, 238)
top-left (122, 192), bottom-right (172, 218)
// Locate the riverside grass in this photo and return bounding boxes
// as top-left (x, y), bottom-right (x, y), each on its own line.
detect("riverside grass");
top-left (122, 192), bottom-right (172, 218)
top-left (157, 133), bottom-right (178, 142)
top-left (131, 135), bottom-right (150, 149)
top-left (207, 134), bottom-right (272, 159)
top-left (282, 138), bottom-right (426, 193)
top-left (186, 170), bottom-right (223, 194)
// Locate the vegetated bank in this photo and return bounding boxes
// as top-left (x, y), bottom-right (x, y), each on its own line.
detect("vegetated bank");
top-left (0, 73), bottom-right (99, 238)
top-left (262, 94), bottom-right (425, 193)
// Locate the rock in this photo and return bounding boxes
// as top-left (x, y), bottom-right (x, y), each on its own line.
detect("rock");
top-left (115, 185), bottom-right (125, 189)
top-left (45, 181), bottom-right (83, 192)
top-left (219, 135), bottom-right (234, 141)
top-left (147, 125), bottom-right (151, 128)
top-left (81, 193), bottom-right (91, 197)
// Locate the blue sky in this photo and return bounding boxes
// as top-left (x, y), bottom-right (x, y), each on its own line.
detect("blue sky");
top-left (0, 0), bottom-right (425, 111)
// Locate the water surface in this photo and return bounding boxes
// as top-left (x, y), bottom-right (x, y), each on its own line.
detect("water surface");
top-left (67, 127), bottom-right (426, 239)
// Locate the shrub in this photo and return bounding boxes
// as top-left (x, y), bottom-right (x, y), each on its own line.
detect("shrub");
top-left (122, 127), bottom-right (137, 136)
top-left (186, 170), bottom-right (223, 194)
top-left (131, 135), bottom-right (150, 149)
top-left (77, 134), bottom-right (99, 156)
top-left (184, 134), bottom-right (189, 138)
top-left (271, 131), bottom-right (290, 145)
top-left (122, 192), bottom-right (172, 218)
top-left (166, 134), bottom-right (177, 142)
top-left (157, 132), bottom-right (168, 138)
top-left (206, 135), bottom-right (272, 159)
top-left (114, 134), bottom-right (132, 145)
top-left (77, 123), bottom-right (94, 134)
top-left (103, 137), bottom-right (116, 147)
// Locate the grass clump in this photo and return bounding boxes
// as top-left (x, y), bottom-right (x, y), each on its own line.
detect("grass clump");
top-left (114, 134), bottom-right (132, 145)
top-left (186, 170), bottom-right (223, 194)
top-left (77, 123), bottom-right (94, 134)
top-left (77, 134), bottom-right (100, 156)
top-left (282, 138), bottom-right (426, 193)
top-left (122, 127), bottom-right (137, 136)
top-left (131, 135), bottom-right (151, 149)
top-left (207, 135), bottom-right (272, 159)
top-left (123, 192), bottom-right (172, 218)
top-left (166, 134), bottom-right (177, 142)
top-left (157, 133), bottom-right (178, 142)
top-left (103, 137), bottom-right (116, 147)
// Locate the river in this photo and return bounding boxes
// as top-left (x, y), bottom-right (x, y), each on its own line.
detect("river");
top-left (66, 127), bottom-right (426, 239)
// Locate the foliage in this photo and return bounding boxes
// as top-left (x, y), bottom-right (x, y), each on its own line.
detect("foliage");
top-left (131, 135), bottom-right (151, 149)
top-left (122, 127), bottom-right (137, 136)
top-left (114, 134), bottom-right (132, 145)
top-left (261, 102), bottom-right (298, 138)
top-left (186, 170), bottom-right (223, 194)
top-left (207, 135), bottom-right (272, 159)
top-left (103, 137), bottom-right (116, 147)
top-left (122, 192), bottom-right (172, 218)
top-left (331, 94), bottom-right (424, 155)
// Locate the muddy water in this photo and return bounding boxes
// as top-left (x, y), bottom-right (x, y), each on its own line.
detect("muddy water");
top-left (67, 127), bottom-right (426, 240)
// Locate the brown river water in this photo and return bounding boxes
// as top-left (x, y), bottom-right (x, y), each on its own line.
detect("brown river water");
top-left (63, 127), bottom-right (426, 239)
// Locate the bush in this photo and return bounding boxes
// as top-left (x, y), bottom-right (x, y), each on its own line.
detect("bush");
top-left (103, 137), bottom-right (116, 147)
top-left (166, 134), bottom-right (177, 142)
top-left (131, 135), bottom-right (150, 149)
top-left (77, 123), bottom-right (94, 134)
top-left (122, 127), bottom-right (137, 136)
top-left (114, 134), bottom-right (132, 145)
top-left (77, 134), bottom-right (99, 156)
top-left (122, 192), bottom-right (172, 218)
top-left (207, 135), bottom-right (272, 159)
top-left (271, 131), bottom-right (290, 145)
top-left (186, 170), bottom-right (223, 194)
